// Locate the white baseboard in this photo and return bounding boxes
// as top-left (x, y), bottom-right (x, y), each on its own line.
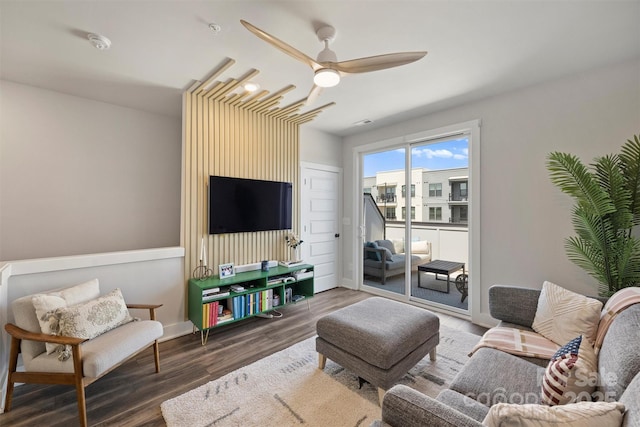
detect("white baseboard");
top-left (161, 321), bottom-right (195, 342)
top-left (340, 279), bottom-right (356, 290)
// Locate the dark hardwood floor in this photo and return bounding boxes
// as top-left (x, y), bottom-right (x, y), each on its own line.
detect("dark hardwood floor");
top-left (1, 288), bottom-right (487, 427)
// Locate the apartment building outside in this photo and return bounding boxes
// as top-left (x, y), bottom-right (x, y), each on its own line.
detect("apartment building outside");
top-left (363, 167), bottom-right (468, 224)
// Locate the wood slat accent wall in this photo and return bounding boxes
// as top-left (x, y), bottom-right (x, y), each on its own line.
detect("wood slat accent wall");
top-left (181, 59), bottom-right (333, 281)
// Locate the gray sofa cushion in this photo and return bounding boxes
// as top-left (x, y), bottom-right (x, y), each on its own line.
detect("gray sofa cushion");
top-left (597, 304), bottom-right (640, 402)
top-left (436, 389), bottom-right (490, 422)
top-left (620, 373), bottom-right (640, 427)
top-left (449, 347), bottom-right (544, 406)
top-left (489, 286), bottom-right (542, 328)
top-left (376, 239), bottom-right (397, 254)
top-left (363, 254), bottom-right (426, 270)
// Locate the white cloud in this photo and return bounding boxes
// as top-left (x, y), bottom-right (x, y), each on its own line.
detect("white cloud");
top-left (413, 148), bottom-right (454, 159)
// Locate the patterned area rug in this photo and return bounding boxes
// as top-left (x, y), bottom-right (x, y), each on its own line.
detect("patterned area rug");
top-left (161, 326), bottom-right (480, 427)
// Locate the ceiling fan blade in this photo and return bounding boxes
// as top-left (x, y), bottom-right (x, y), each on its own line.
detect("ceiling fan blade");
top-left (333, 51), bottom-right (427, 74)
top-left (305, 84), bottom-right (324, 106)
top-left (240, 20), bottom-right (321, 70)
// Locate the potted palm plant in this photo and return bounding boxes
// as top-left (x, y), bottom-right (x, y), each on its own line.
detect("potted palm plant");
top-left (546, 135), bottom-right (640, 296)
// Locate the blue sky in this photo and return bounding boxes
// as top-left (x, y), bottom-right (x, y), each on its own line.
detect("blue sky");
top-left (363, 137), bottom-right (469, 177)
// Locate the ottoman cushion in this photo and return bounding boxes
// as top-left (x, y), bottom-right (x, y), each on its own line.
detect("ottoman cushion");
top-left (316, 297), bottom-right (439, 370)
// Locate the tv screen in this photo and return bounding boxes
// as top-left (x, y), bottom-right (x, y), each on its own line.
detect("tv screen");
top-left (208, 176), bottom-right (292, 234)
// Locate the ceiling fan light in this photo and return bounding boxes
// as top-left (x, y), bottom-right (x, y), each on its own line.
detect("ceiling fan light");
top-left (243, 82), bottom-right (260, 92)
top-left (314, 68), bottom-right (340, 88)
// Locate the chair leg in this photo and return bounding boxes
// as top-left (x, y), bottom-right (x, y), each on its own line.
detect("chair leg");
top-left (71, 344), bottom-right (88, 427)
top-left (4, 336), bottom-right (21, 412)
top-left (75, 382), bottom-right (88, 427)
top-left (153, 340), bottom-right (161, 373)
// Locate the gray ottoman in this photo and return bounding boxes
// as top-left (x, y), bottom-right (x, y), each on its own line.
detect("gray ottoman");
top-left (316, 297), bottom-right (439, 403)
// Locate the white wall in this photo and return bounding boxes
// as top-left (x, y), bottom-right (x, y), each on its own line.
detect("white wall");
top-left (342, 59), bottom-right (640, 325)
top-left (0, 81), bottom-right (182, 261)
top-left (300, 126), bottom-right (342, 167)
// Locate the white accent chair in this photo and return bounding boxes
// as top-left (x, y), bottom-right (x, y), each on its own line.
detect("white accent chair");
top-left (4, 283), bottom-right (163, 427)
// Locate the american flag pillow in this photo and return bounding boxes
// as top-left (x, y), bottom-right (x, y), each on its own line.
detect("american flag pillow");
top-left (541, 335), bottom-right (598, 406)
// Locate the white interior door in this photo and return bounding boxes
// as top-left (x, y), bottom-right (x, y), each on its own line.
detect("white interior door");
top-left (300, 164), bottom-right (341, 293)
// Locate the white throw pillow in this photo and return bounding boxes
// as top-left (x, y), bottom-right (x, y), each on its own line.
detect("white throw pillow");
top-left (532, 281), bottom-right (602, 346)
top-left (32, 279), bottom-right (101, 354)
top-left (47, 288), bottom-right (134, 361)
top-left (391, 239), bottom-right (404, 254)
top-left (483, 401), bottom-right (625, 427)
top-left (411, 240), bottom-right (430, 254)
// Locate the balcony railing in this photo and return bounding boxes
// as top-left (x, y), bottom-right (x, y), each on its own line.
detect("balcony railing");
top-left (448, 193), bottom-right (468, 202)
top-left (377, 195), bottom-right (397, 203)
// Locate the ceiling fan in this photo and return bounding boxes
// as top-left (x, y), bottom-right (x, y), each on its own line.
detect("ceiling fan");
top-left (240, 20), bottom-right (427, 105)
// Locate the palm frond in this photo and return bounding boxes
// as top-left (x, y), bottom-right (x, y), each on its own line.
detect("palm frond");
top-left (619, 135), bottom-right (640, 225)
top-left (594, 155), bottom-right (633, 231)
top-left (547, 152), bottom-right (615, 217)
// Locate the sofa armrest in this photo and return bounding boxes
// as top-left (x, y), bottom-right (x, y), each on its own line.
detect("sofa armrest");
top-left (381, 385), bottom-right (483, 427)
top-left (364, 246), bottom-right (388, 263)
top-left (489, 285), bottom-right (541, 328)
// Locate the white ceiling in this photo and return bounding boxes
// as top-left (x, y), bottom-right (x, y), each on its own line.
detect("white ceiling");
top-left (2, 1), bottom-right (639, 137)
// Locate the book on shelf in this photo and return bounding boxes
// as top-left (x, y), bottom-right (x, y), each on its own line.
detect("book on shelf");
top-left (278, 260), bottom-right (303, 267)
top-left (230, 284), bottom-right (245, 292)
top-left (202, 301), bottom-right (219, 329)
top-left (203, 291), bottom-right (230, 302)
top-left (293, 271), bottom-right (314, 281)
top-left (202, 287), bottom-right (220, 296)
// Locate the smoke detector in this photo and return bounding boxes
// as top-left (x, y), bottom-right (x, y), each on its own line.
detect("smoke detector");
top-left (87, 33), bottom-right (111, 50)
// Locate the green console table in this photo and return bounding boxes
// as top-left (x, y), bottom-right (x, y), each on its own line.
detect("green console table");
top-left (188, 263), bottom-right (314, 344)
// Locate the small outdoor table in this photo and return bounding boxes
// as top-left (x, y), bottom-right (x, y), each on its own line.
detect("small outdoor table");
top-left (417, 260), bottom-right (465, 293)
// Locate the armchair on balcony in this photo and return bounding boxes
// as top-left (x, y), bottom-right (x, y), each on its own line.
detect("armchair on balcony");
top-left (364, 239), bottom-right (431, 284)
top-left (3, 279), bottom-right (163, 427)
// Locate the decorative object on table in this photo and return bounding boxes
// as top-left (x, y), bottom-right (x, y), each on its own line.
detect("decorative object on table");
top-left (219, 262), bottom-right (235, 278)
top-left (284, 232), bottom-right (304, 263)
top-left (546, 134), bottom-right (640, 297)
top-left (261, 260), bottom-right (269, 272)
top-left (193, 237), bottom-right (213, 280)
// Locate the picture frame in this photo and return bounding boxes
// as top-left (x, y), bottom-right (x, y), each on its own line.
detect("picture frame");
top-left (219, 262), bottom-right (235, 278)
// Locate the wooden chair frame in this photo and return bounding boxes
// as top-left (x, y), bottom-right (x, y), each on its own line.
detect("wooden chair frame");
top-left (4, 304), bottom-right (162, 427)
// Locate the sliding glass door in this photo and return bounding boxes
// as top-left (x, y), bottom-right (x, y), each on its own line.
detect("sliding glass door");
top-left (362, 147), bottom-right (406, 296)
top-left (408, 137), bottom-right (469, 311)
top-left (361, 133), bottom-right (471, 313)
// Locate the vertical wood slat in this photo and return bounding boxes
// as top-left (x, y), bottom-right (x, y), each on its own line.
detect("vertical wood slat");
top-left (181, 61), bottom-right (333, 298)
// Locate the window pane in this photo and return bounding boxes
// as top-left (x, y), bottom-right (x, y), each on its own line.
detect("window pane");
top-left (429, 183), bottom-right (442, 197)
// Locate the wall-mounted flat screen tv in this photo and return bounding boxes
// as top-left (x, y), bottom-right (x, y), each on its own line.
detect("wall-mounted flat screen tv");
top-left (208, 175), bottom-right (292, 234)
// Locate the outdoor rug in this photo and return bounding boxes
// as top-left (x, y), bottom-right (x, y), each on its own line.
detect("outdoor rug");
top-left (161, 325), bottom-right (480, 427)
